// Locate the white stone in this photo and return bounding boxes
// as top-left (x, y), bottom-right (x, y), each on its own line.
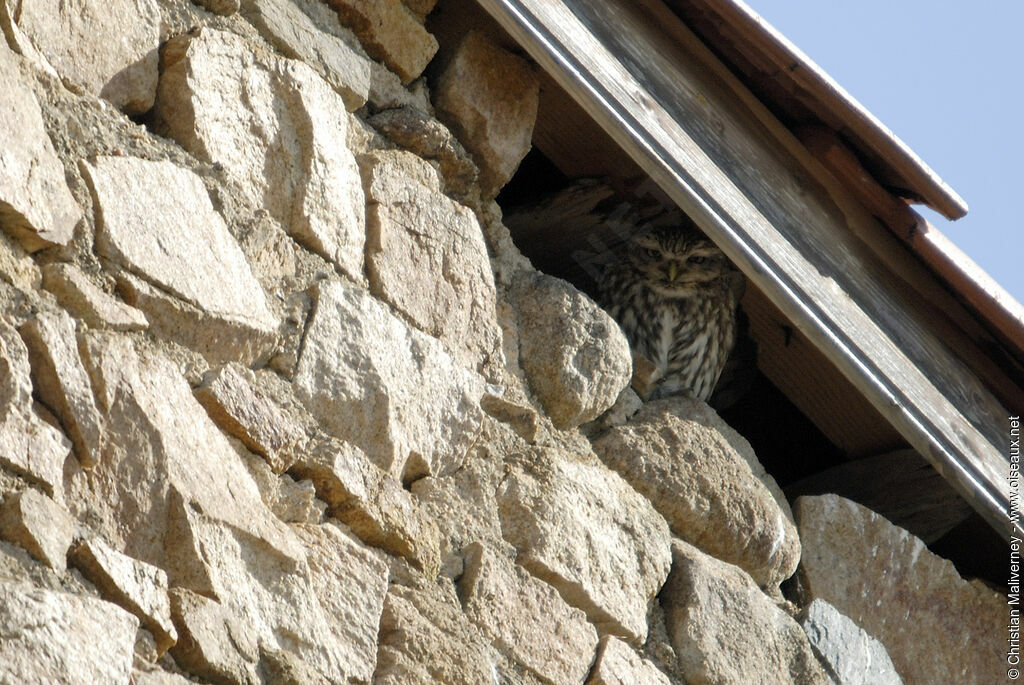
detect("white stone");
top-left (0, 489), bottom-right (74, 572)
top-left (324, 0), bottom-right (437, 84)
top-left (0, 582), bottom-right (138, 685)
top-left (239, 0), bottom-right (371, 110)
top-left (800, 599), bottom-right (903, 685)
top-left (586, 636), bottom-right (672, 685)
top-left (295, 280), bottom-right (484, 482)
top-left (81, 156), bottom-right (277, 364)
top-left (0, 47), bottom-right (80, 252)
top-left (156, 28), bottom-right (366, 281)
top-left (496, 450), bottom-right (672, 643)
top-left (41, 263), bottom-right (148, 332)
top-left (459, 542), bottom-right (598, 685)
top-left (363, 150), bottom-right (502, 372)
top-left (795, 494), bottom-right (1006, 685)
top-left (69, 537), bottom-right (177, 655)
top-left (1, 0), bottom-right (160, 113)
top-left (592, 397), bottom-right (800, 587)
top-left (0, 319), bottom-right (70, 500)
top-left (19, 310), bottom-right (103, 467)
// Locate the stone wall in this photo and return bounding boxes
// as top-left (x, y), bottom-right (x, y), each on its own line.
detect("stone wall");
top-left (0, 1), bottom-right (1005, 683)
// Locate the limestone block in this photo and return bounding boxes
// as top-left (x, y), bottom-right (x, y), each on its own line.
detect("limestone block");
top-left (0, 583), bottom-right (138, 684)
top-left (0, 231), bottom-right (40, 291)
top-left (799, 599), bottom-right (902, 685)
top-left (19, 310), bottom-right (103, 467)
top-left (292, 436), bottom-right (442, 575)
top-left (368, 108), bottom-right (479, 198)
top-left (239, 0), bottom-right (371, 110)
top-left (195, 364), bottom-right (304, 473)
top-left (81, 156), bottom-right (277, 364)
top-left (169, 588), bottom-right (260, 685)
top-left (795, 494), bottom-right (1006, 685)
top-left (661, 540), bottom-right (829, 685)
top-left (1, 0), bottom-right (159, 113)
top-left (375, 573), bottom-right (500, 685)
top-left (325, 0), bottom-right (437, 84)
top-left (69, 537), bottom-right (177, 655)
top-left (41, 263), bottom-right (148, 332)
top-left (293, 523), bottom-right (389, 682)
top-left (510, 271), bottom-right (632, 429)
top-left (586, 636), bottom-right (672, 685)
top-left (0, 48), bottom-right (80, 252)
top-left (459, 542), bottom-right (598, 685)
top-left (294, 280), bottom-right (484, 482)
top-left (592, 397), bottom-right (799, 587)
top-left (0, 319), bottom-right (71, 500)
top-left (435, 31), bottom-right (539, 197)
top-left (362, 149), bottom-right (501, 371)
top-left (0, 488), bottom-right (74, 571)
top-left (76, 332), bottom-right (365, 683)
top-left (496, 450), bottom-right (672, 643)
top-left (156, 28), bottom-right (366, 281)
top-left (402, 0), bottom-right (437, 22)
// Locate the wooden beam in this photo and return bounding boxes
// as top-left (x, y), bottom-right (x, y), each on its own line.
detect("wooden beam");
top-left (472, 0), bottom-right (1017, 538)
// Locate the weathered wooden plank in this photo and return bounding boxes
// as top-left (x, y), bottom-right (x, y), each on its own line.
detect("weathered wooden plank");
top-left (473, 0), bottom-right (1017, 537)
top-left (664, 0), bottom-right (968, 220)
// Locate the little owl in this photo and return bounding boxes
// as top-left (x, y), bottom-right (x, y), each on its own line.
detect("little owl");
top-left (598, 223), bottom-right (741, 402)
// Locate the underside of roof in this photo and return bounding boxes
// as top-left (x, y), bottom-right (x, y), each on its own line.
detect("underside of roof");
top-left (471, 0), bottom-right (1022, 539)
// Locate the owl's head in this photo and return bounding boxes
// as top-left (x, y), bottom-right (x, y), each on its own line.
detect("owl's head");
top-left (626, 225), bottom-right (733, 297)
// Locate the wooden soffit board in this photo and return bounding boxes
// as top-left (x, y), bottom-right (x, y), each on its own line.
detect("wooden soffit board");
top-left (472, 0), bottom-right (1016, 538)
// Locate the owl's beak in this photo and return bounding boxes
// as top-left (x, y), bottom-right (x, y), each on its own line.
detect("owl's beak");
top-left (668, 263), bottom-right (678, 281)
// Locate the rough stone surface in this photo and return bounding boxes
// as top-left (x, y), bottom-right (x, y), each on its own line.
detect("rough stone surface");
top-left (435, 31), bottom-right (539, 197)
top-left (293, 523), bottom-right (389, 683)
top-left (0, 583), bottom-right (138, 685)
top-left (367, 107), bottom-right (479, 198)
top-left (592, 397), bottom-right (799, 587)
top-left (41, 263), bottom-right (148, 332)
top-left (69, 537), bottom-right (177, 655)
top-left (169, 587), bottom-right (260, 685)
top-left (662, 540), bottom-right (829, 685)
top-left (0, 319), bottom-right (71, 500)
top-left (375, 570), bottom-right (501, 685)
top-left (1, 0), bottom-right (159, 113)
top-left (402, 0), bottom-right (437, 22)
top-left (195, 364), bottom-right (304, 473)
top-left (240, 0), bottom-right (371, 110)
top-left (496, 449), bottom-right (672, 643)
top-left (19, 310), bottom-right (103, 467)
top-left (362, 149), bottom-right (500, 371)
top-left (459, 542), bottom-right (599, 684)
top-left (799, 599), bottom-right (902, 685)
top-left (325, 0), bottom-right (437, 84)
top-left (586, 636), bottom-right (672, 685)
top-left (76, 332), bottom-right (366, 683)
top-left (156, 28), bottom-right (366, 280)
top-left (0, 48), bottom-right (80, 252)
top-left (82, 156), bottom-right (277, 365)
top-left (795, 494), bottom-right (1005, 685)
top-left (196, 0), bottom-right (240, 16)
top-left (0, 489), bottom-right (74, 572)
top-left (295, 280), bottom-right (484, 482)
top-left (292, 437), bottom-right (442, 575)
top-left (511, 271), bottom-right (632, 429)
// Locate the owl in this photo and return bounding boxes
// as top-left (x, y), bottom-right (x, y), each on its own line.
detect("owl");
top-left (598, 223), bottom-right (741, 402)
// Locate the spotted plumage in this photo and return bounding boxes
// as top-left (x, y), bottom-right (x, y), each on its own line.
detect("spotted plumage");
top-left (599, 223), bottom-right (740, 402)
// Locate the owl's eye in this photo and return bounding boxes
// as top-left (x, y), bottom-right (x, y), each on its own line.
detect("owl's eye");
top-left (689, 255), bottom-right (708, 264)
top-left (645, 248), bottom-right (660, 258)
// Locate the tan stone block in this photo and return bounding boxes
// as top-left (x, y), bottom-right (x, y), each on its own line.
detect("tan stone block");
top-left (169, 588), bottom-right (260, 685)
top-left (69, 537), bottom-right (177, 654)
top-left (1, 0), bottom-right (159, 113)
top-left (41, 263), bottom-right (148, 332)
top-left (435, 31), bottom-right (539, 197)
top-left (0, 48), bottom-right (80, 252)
top-left (0, 489), bottom-right (74, 571)
top-left (325, 0), bottom-right (437, 84)
top-left (795, 494), bottom-right (1006, 685)
top-left (586, 636), bottom-right (672, 685)
top-left (592, 397), bottom-right (800, 587)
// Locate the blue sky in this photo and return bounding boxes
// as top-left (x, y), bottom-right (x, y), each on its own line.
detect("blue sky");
top-left (747, 1), bottom-right (1024, 304)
